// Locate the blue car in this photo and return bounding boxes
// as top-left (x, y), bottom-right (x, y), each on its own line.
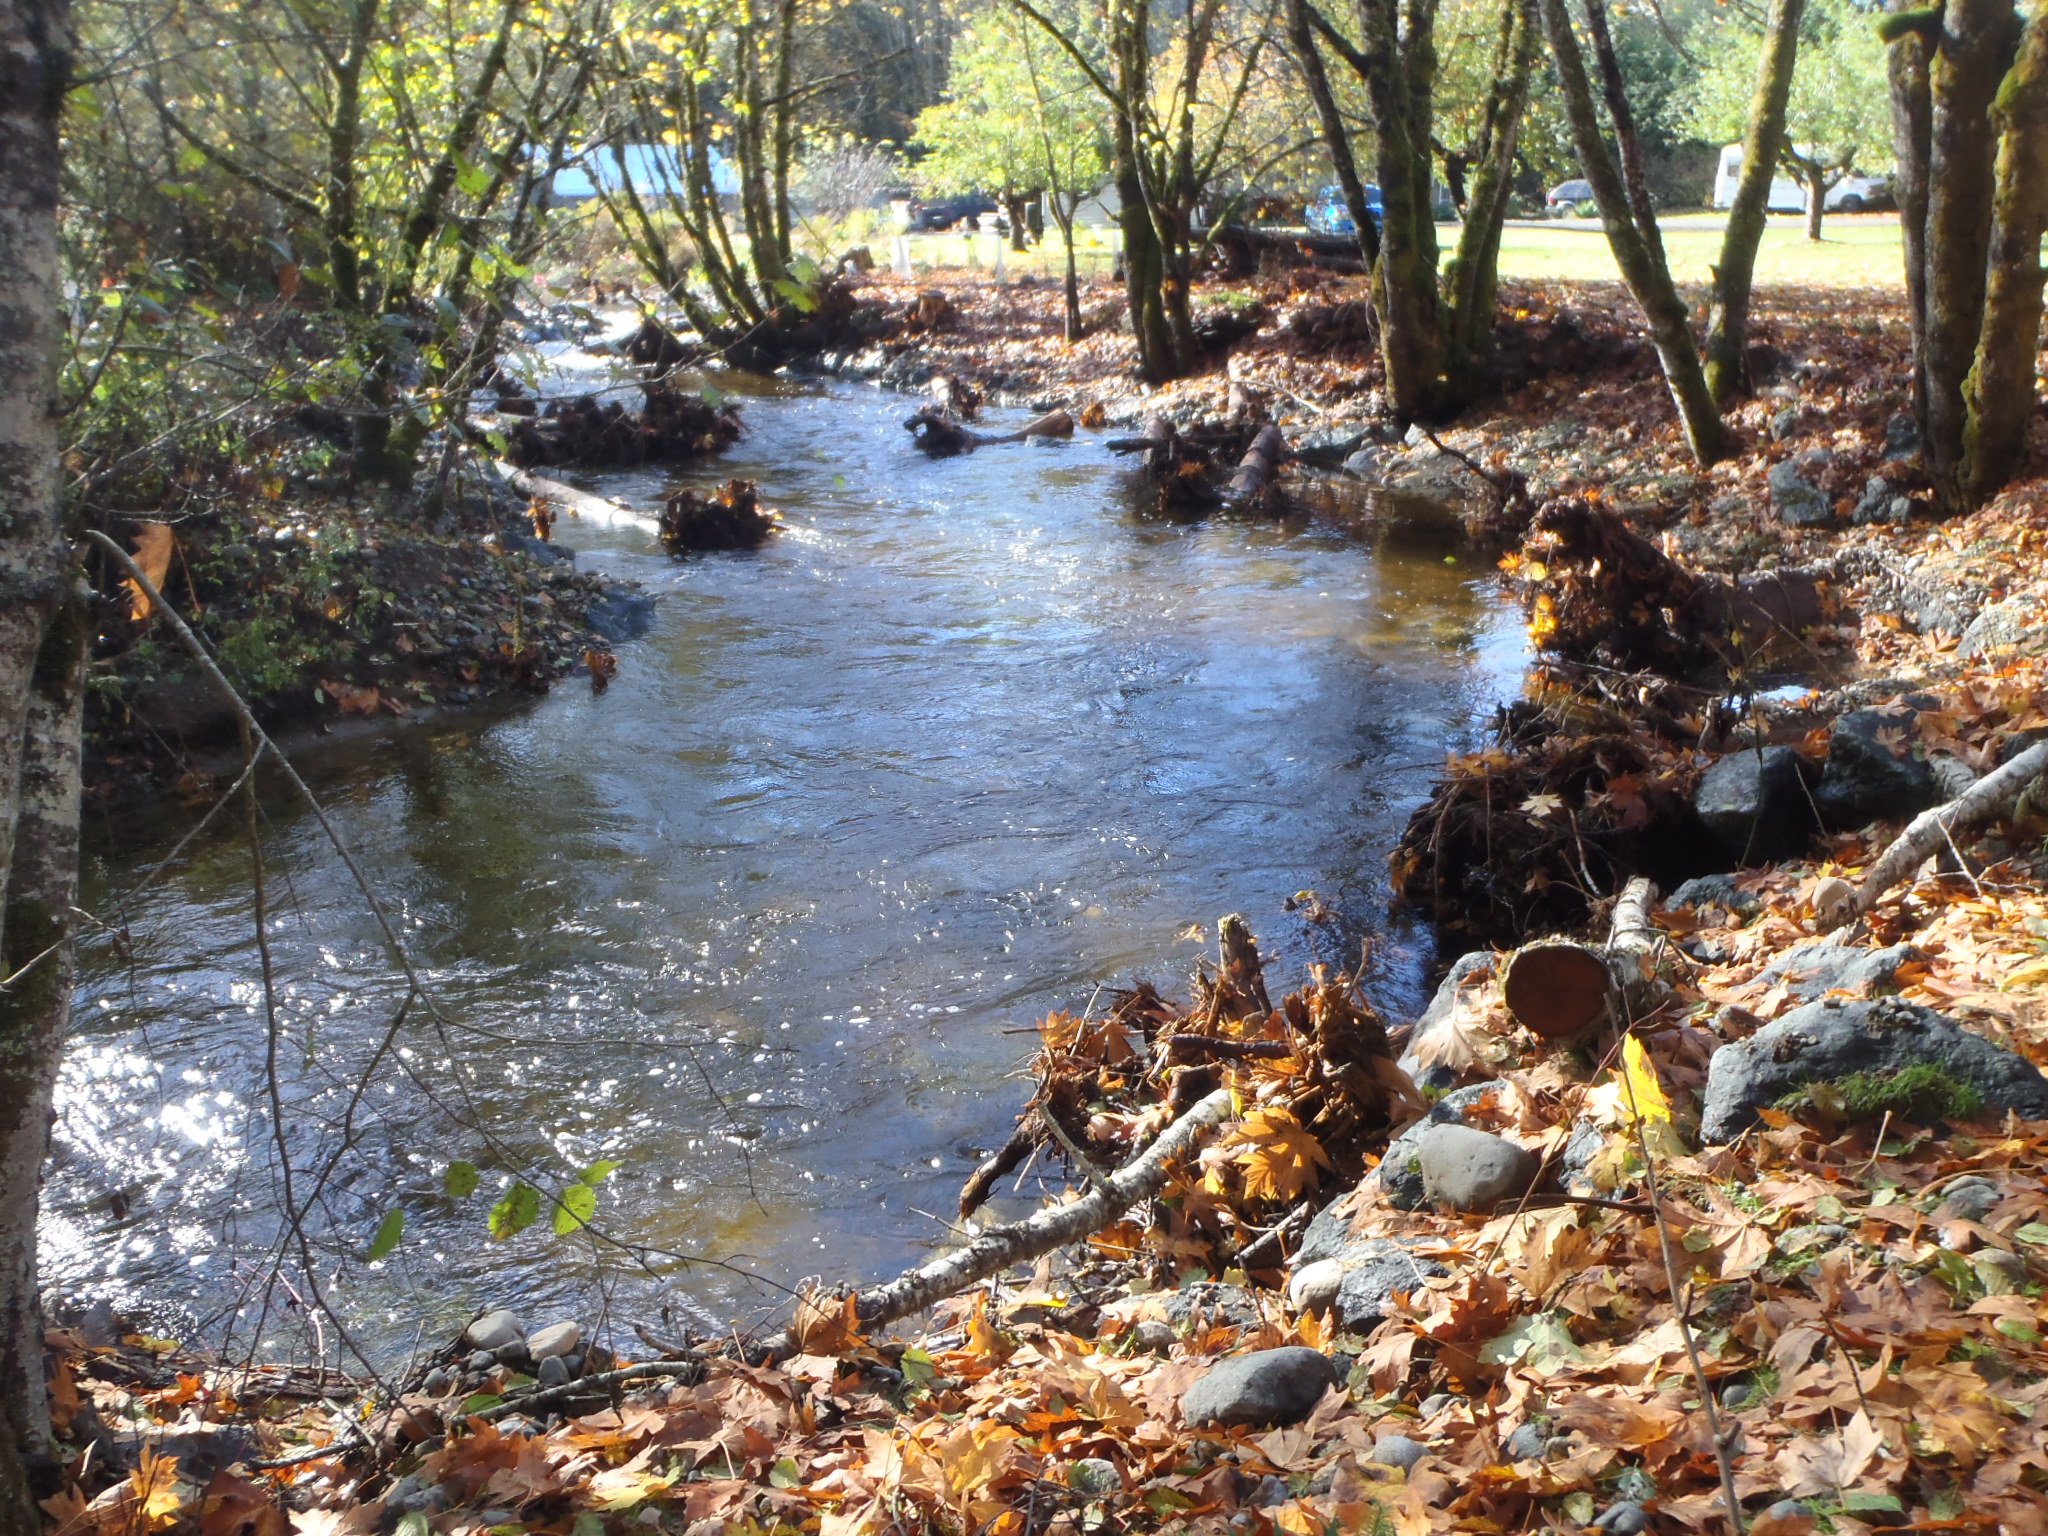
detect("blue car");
top-left (1306, 182), bottom-right (1382, 236)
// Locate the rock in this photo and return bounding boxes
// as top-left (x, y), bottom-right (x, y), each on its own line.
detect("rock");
top-left (1503, 1421), bottom-right (1548, 1460)
top-left (1695, 746), bottom-right (1818, 864)
top-left (1764, 1500), bottom-right (1808, 1527)
top-left (1370, 1433), bottom-right (1428, 1472)
top-left (1067, 1458), bottom-right (1121, 1496)
top-left (1163, 1282), bottom-right (1260, 1330)
top-left (1180, 1347), bottom-right (1338, 1429)
top-left (136, 1421), bottom-right (257, 1481)
top-left (1769, 457), bottom-right (1835, 527)
top-left (1131, 1320), bottom-right (1176, 1354)
top-left (1667, 873), bottom-right (1762, 915)
top-left (71, 1299), bottom-right (122, 1351)
top-left (465, 1349), bottom-right (498, 1374)
top-left (1396, 952), bottom-right (1495, 1085)
top-left (1296, 1194), bottom-right (1363, 1266)
top-left (1559, 1121), bottom-right (1608, 1197)
top-left (1852, 478), bottom-right (1911, 526)
top-left (1975, 1250), bottom-right (2029, 1295)
top-left (421, 1367), bottom-right (454, 1397)
top-left (537, 1354), bottom-right (572, 1388)
top-left (1885, 412), bottom-right (1922, 459)
top-left (1769, 407), bottom-right (1805, 443)
top-left (1962, 597), bottom-right (2038, 658)
top-left (1699, 996), bottom-right (2048, 1143)
top-left (527, 1320), bottom-right (581, 1359)
top-left (1935, 1175), bottom-right (2001, 1222)
top-left (1248, 1475), bottom-right (1290, 1508)
top-left (1418, 1393), bottom-right (1455, 1418)
top-left (583, 588), bottom-right (657, 643)
top-left (1287, 1258), bottom-right (1345, 1315)
top-left (1373, 1082), bottom-right (1507, 1211)
top-left (1417, 1124), bottom-right (1540, 1212)
top-left (1594, 1501), bottom-right (1649, 1534)
top-left (1333, 1241), bottom-right (1453, 1331)
top-left (1776, 1223), bottom-right (1851, 1256)
top-left (1754, 942), bottom-right (1921, 1001)
top-left (1816, 708), bottom-right (1939, 829)
top-left (464, 1309), bottom-right (525, 1353)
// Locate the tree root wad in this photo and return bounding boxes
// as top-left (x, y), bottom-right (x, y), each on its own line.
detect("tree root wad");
top-left (658, 479), bottom-right (779, 553)
top-left (507, 383), bottom-right (744, 469)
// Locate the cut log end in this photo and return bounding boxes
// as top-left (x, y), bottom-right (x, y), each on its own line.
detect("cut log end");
top-left (1503, 941), bottom-right (1614, 1039)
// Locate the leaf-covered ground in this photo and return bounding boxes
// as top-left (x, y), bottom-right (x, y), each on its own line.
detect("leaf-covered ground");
top-left (42, 269), bottom-right (2048, 1536)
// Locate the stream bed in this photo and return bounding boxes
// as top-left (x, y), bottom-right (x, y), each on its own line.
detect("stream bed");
top-left (46, 375), bottom-right (1523, 1359)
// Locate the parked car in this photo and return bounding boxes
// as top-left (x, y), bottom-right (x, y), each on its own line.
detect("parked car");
top-left (1826, 174), bottom-right (1891, 212)
top-left (1546, 178), bottom-right (1594, 214)
top-left (909, 192), bottom-right (998, 231)
top-left (1305, 182), bottom-right (1383, 236)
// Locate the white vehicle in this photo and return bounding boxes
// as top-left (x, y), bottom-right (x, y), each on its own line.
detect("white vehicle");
top-left (1712, 145), bottom-right (1889, 213)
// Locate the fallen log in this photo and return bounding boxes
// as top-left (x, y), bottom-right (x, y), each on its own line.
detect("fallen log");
top-left (1226, 422), bottom-right (1286, 510)
top-left (500, 464), bottom-right (642, 525)
top-left (846, 1087), bottom-right (1237, 1332)
top-left (1822, 739), bottom-right (2048, 930)
top-left (1501, 875), bottom-right (1665, 1039)
top-left (906, 405), bottom-right (1076, 455)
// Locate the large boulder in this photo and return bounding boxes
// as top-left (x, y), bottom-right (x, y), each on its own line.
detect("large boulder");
top-left (1815, 709), bottom-right (1939, 829)
top-left (1700, 996), bottom-right (2048, 1143)
top-left (1694, 746), bottom-right (1818, 864)
top-left (1180, 1347), bottom-right (1338, 1428)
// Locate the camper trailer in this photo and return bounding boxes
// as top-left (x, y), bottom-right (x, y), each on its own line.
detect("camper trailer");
top-left (1712, 145), bottom-right (1889, 214)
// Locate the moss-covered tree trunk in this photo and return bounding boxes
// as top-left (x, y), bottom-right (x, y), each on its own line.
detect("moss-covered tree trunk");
top-left (1887, 3), bottom-right (1935, 429)
top-left (1287, 0), bottom-right (1383, 270)
top-left (1443, 0), bottom-right (1539, 373)
top-left (1540, 0), bottom-right (1732, 465)
top-left (1959, 2), bottom-right (2048, 505)
top-left (0, 1), bottom-right (76, 1526)
top-left (1704, 0), bottom-right (1807, 400)
top-left (1919, 0), bottom-right (2021, 503)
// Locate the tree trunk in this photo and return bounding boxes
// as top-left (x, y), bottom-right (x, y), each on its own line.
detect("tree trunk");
top-left (1581, 0), bottom-right (1664, 261)
top-left (1005, 192), bottom-right (1030, 252)
top-left (1052, 205), bottom-right (1083, 342)
top-left (1959, 2), bottom-right (2048, 506)
top-left (0, 4), bottom-right (74, 1525)
top-left (1704, 0), bottom-right (1807, 401)
top-left (1887, 3), bottom-right (1935, 434)
top-left (1803, 164), bottom-right (1826, 240)
top-left (1288, 0), bottom-right (1384, 269)
top-left (1541, 0), bottom-right (1731, 465)
top-left (1444, 0), bottom-right (1539, 372)
top-left (1922, 0), bottom-right (2022, 506)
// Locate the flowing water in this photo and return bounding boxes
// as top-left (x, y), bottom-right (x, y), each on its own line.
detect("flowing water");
top-left (46, 372), bottom-right (1523, 1359)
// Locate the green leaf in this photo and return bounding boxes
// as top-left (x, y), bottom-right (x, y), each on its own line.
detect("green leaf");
top-left (397, 1513), bottom-right (432, 1536)
top-left (1842, 1491), bottom-right (1903, 1514)
top-left (571, 1515), bottom-right (605, 1536)
top-left (458, 1392), bottom-right (503, 1415)
top-left (768, 1458), bottom-right (801, 1489)
top-left (488, 1181), bottom-right (541, 1240)
top-left (2014, 1221), bottom-right (2048, 1246)
top-left (579, 1159), bottom-right (622, 1186)
top-left (833, 475), bottom-right (847, 491)
top-left (1145, 1489), bottom-right (1193, 1516)
top-left (1479, 1312), bottom-right (1585, 1376)
top-left (899, 1346), bottom-right (935, 1385)
top-left (445, 1160), bottom-right (480, 1199)
top-left (455, 156), bottom-right (493, 198)
top-left (553, 1182), bottom-right (598, 1235)
top-left (1995, 1316), bottom-right (2040, 1344)
top-left (366, 1207), bottom-right (404, 1261)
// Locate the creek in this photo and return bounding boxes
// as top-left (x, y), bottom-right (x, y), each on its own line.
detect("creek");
top-left (46, 372), bottom-right (1523, 1359)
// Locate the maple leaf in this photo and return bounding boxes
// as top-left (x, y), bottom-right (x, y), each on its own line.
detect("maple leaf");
top-left (1773, 1409), bottom-right (1887, 1497)
top-left (122, 523), bottom-right (175, 622)
top-left (1225, 1107), bottom-right (1331, 1203)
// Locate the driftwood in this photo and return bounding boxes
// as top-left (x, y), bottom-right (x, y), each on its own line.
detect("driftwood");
top-left (501, 464), bottom-right (640, 524)
top-left (905, 405), bottom-right (1075, 456)
top-left (847, 1087), bottom-right (1237, 1332)
top-left (1226, 422), bottom-right (1286, 509)
top-left (658, 478), bottom-right (779, 553)
top-left (1821, 739), bottom-right (2048, 930)
top-left (1502, 875), bottom-right (1664, 1038)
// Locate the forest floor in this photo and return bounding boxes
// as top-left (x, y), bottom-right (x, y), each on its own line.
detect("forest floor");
top-left (44, 269), bottom-right (2048, 1536)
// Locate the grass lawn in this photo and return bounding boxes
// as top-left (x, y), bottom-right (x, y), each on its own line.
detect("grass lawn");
top-left (1491, 214), bottom-right (1907, 289)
